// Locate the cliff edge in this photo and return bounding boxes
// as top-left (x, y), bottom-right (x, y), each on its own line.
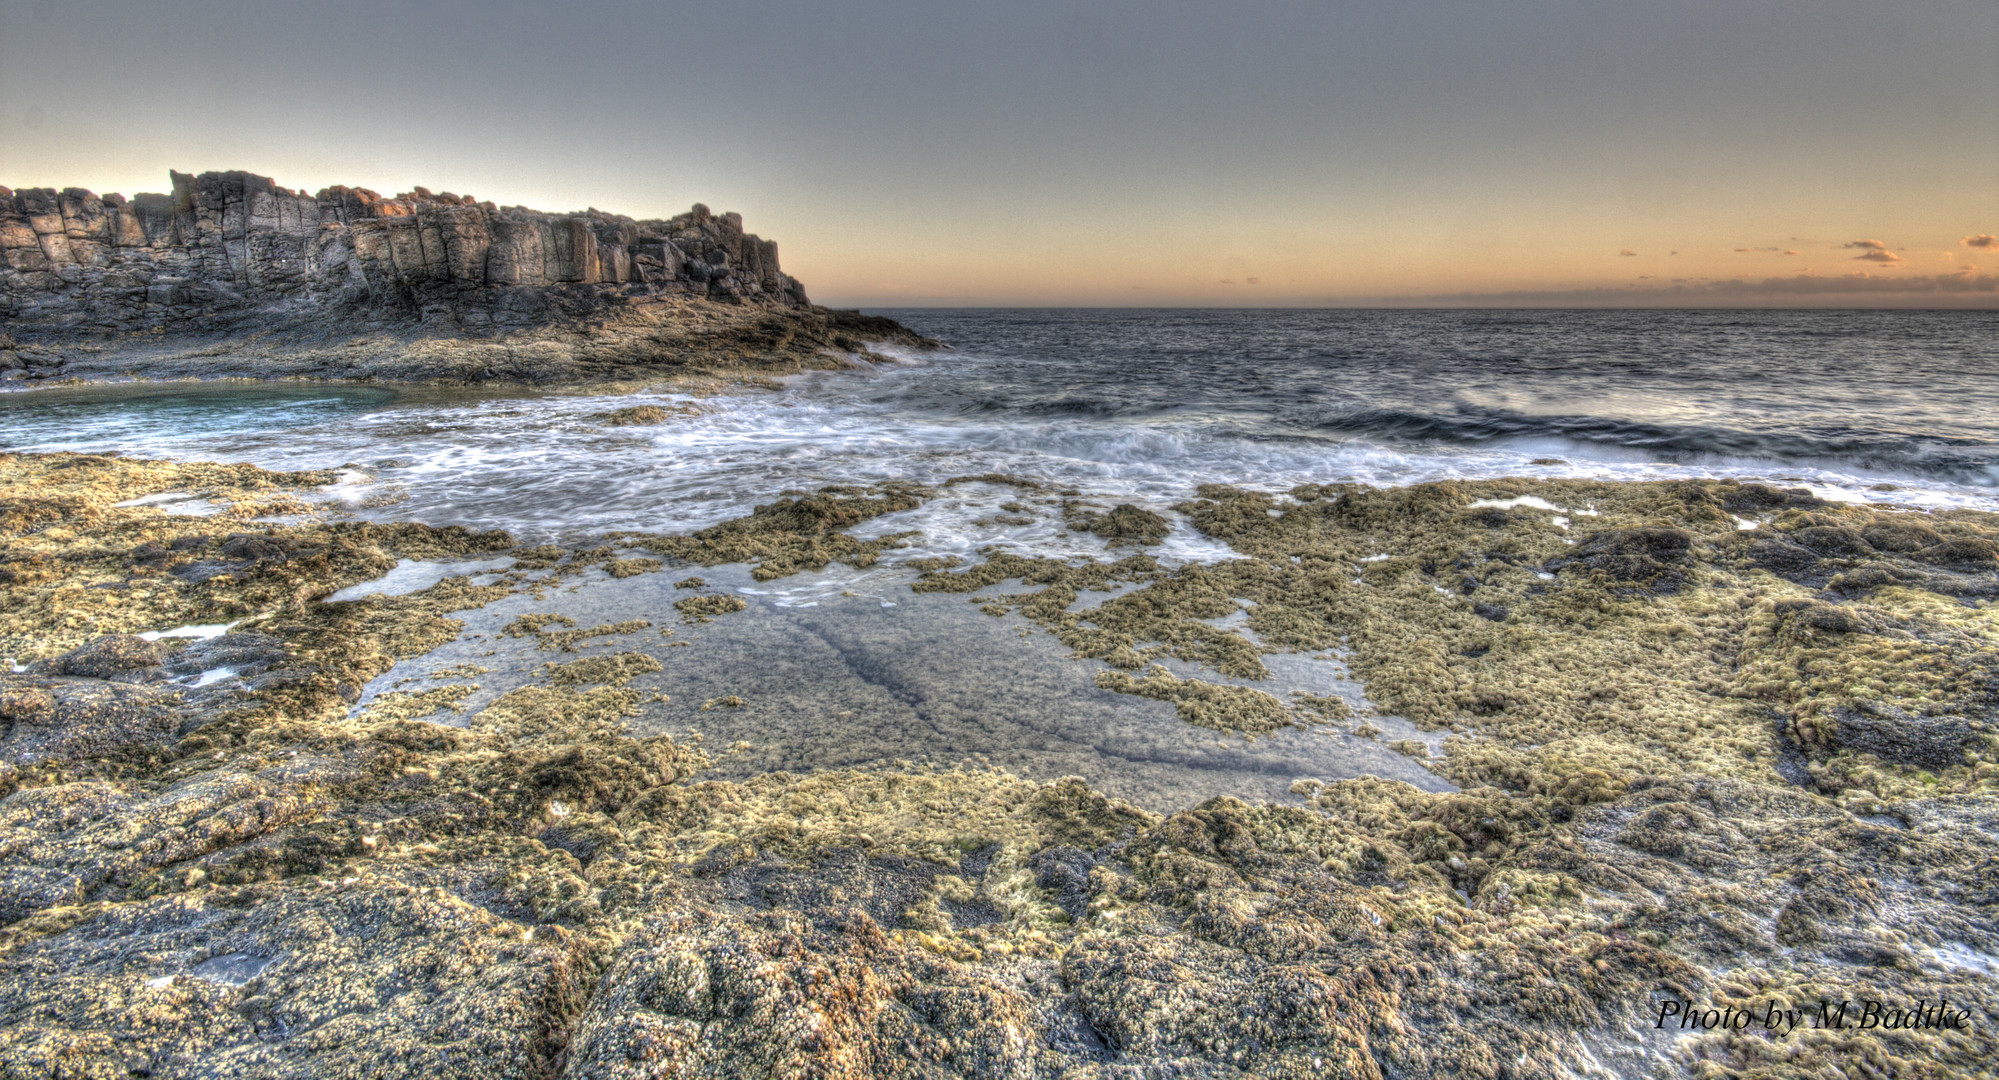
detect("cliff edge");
top-left (0, 170), bottom-right (933, 385)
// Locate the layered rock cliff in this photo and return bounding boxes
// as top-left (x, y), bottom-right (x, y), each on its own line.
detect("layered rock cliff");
top-left (0, 169), bottom-right (930, 385)
top-left (0, 170), bottom-right (805, 333)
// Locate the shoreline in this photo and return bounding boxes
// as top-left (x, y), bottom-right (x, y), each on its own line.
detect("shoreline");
top-left (1, 450), bottom-right (1994, 1075)
top-left (2, 301), bottom-right (942, 392)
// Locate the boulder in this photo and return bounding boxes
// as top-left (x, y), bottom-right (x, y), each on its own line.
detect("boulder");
top-left (40, 634), bottom-right (172, 680)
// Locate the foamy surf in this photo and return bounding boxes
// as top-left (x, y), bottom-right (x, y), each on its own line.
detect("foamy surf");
top-left (3, 309), bottom-right (1993, 564)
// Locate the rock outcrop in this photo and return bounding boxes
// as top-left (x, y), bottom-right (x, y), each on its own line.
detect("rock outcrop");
top-left (0, 170), bottom-right (806, 336)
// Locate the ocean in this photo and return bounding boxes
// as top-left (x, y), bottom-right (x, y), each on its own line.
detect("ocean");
top-left (5, 307), bottom-right (1995, 808)
top-left (4, 308), bottom-right (1994, 556)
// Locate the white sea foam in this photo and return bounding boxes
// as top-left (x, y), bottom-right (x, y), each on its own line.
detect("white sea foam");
top-left (329, 377), bottom-right (1985, 562)
top-left (114, 490), bottom-right (221, 515)
top-left (10, 331), bottom-right (1995, 565)
top-left (115, 491), bottom-right (195, 507)
top-left (179, 666), bottom-right (239, 688)
top-left (325, 558), bottom-right (516, 602)
top-left (138, 621), bottom-right (239, 641)
top-left (1468, 495), bottom-right (1564, 513)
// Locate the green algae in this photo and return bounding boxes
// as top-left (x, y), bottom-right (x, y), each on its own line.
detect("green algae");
top-left (503, 617), bottom-right (654, 653)
top-left (672, 593), bottom-right (747, 624)
top-left (1094, 664), bottom-right (1291, 735)
top-left (618, 484), bottom-right (927, 581)
top-left (544, 652), bottom-right (664, 688)
top-left (1064, 501), bottom-right (1172, 545)
top-left (357, 684), bottom-right (478, 723)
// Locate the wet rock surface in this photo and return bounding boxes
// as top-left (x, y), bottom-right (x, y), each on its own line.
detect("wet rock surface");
top-left (0, 881), bottom-right (587, 1079)
top-left (0, 676), bottom-right (183, 769)
top-left (0, 454), bottom-right (1995, 1078)
top-left (32, 634), bottom-right (172, 681)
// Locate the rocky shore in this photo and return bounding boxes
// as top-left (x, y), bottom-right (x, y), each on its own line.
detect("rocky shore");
top-left (0, 171), bottom-right (935, 385)
top-left (1, 451), bottom-right (1994, 1078)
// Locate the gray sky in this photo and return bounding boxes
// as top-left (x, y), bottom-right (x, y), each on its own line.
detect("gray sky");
top-left (2, 0), bottom-right (1994, 306)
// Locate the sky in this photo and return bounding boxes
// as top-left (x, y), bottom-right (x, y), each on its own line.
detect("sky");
top-left (1, 0), bottom-right (1994, 308)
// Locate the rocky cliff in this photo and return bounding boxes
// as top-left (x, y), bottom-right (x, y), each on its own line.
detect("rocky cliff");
top-left (0, 169), bottom-right (928, 385)
top-left (1, 169), bottom-right (805, 332)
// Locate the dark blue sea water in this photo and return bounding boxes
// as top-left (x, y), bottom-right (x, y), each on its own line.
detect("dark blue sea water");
top-left (872, 308), bottom-right (1999, 490)
top-left (3, 309), bottom-right (1994, 550)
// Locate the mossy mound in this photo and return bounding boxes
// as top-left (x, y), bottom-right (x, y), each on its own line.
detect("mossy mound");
top-left (621, 483), bottom-right (926, 581)
top-left (602, 404), bottom-right (671, 426)
top-left (673, 593), bottom-right (747, 624)
top-left (1065, 501), bottom-right (1172, 545)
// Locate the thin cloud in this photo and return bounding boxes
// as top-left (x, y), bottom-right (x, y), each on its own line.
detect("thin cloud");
top-left (1413, 268), bottom-right (1998, 306)
top-left (1842, 239), bottom-right (1903, 264)
top-left (1964, 234), bottom-right (1998, 249)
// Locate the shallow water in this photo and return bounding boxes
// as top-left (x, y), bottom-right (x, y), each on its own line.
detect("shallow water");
top-left (322, 557), bottom-right (517, 602)
top-left (358, 562), bottom-right (1449, 813)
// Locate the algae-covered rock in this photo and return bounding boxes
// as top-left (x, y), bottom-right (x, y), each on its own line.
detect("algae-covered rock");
top-left (601, 404), bottom-right (670, 426)
top-left (1065, 502), bottom-right (1172, 545)
top-left (0, 881), bottom-right (588, 1079)
top-left (564, 911), bottom-right (1039, 1080)
top-left (0, 676), bottom-right (183, 769)
top-left (36, 635), bottom-right (173, 681)
top-left (1094, 664), bottom-right (1292, 734)
top-left (673, 593), bottom-right (747, 623)
top-left (4, 454), bottom-right (1998, 1078)
top-left (1829, 700), bottom-right (1991, 770)
top-left (1552, 524), bottom-right (1698, 592)
top-left (627, 484), bottom-right (926, 581)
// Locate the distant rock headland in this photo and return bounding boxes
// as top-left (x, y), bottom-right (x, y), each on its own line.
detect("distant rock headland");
top-left (0, 170), bottom-right (932, 385)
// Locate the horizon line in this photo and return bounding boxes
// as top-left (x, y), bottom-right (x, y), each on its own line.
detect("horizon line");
top-left (840, 303), bottom-right (1999, 313)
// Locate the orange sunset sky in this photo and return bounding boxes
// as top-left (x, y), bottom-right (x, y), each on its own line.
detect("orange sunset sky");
top-left (2, 0), bottom-right (1993, 308)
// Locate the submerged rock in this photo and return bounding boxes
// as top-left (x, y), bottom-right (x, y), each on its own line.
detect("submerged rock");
top-left (1066, 503), bottom-right (1172, 545)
